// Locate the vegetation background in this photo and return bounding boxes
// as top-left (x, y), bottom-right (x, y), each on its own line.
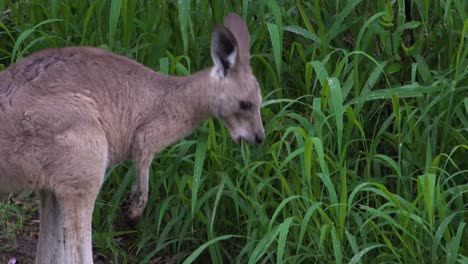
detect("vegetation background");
top-left (0, 0), bottom-right (467, 263)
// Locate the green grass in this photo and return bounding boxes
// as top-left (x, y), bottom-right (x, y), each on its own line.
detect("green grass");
top-left (1, 0), bottom-right (467, 263)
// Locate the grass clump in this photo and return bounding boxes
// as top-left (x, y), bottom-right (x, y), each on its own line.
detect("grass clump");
top-left (0, 0), bottom-right (467, 263)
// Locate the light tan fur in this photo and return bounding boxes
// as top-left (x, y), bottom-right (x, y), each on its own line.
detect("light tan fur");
top-left (0, 14), bottom-right (263, 263)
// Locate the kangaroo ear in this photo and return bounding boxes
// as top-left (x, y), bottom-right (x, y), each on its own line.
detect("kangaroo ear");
top-left (211, 25), bottom-right (238, 78)
top-left (224, 13), bottom-right (250, 65)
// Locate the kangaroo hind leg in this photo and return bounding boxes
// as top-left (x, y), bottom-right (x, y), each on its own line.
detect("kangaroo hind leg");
top-left (36, 190), bottom-right (65, 264)
top-left (36, 126), bottom-right (107, 264)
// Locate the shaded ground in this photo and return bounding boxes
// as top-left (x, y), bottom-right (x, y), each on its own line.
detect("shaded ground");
top-left (0, 232), bottom-right (37, 264)
top-left (0, 195), bottom-right (38, 264)
top-left (0, 195), bottom-right (189, 264)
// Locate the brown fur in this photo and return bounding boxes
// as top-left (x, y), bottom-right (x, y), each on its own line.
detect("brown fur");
top-left (0, 13), bottom-right (263, 263)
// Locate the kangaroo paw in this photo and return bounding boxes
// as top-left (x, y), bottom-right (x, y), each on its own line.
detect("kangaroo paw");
top-left (122, 190), bottom-right (147, 226)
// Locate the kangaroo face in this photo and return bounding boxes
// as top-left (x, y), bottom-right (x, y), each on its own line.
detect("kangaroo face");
top-left (210, 14), bottom-right (265, 144)
top-left (214, 69), bottom-right (264, 144)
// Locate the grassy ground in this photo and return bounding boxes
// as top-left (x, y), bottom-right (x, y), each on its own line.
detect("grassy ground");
top-left (0, 0), bottom-right (467, 263)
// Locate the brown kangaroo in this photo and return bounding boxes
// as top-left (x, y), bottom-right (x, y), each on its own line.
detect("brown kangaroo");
top-left (0, 13), bottom-right (264, 263)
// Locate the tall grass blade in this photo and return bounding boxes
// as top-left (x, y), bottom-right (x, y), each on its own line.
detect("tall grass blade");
top-left (11, 19), bottom-right (62, 63)
top-left (109, 0), bottom-right (122, 50)
top-left (348, 244), bottom-right (386, 264)
top-left (178, 0), bottom-right (191, 54)
top-left (277, 217), bottom-right (294, 263)
top-left (191, 135), bottom-right (207, 217)
top-left (267, 22), bottom-right (282, 81)
top-left (183, 235), bottom-right (240, 264)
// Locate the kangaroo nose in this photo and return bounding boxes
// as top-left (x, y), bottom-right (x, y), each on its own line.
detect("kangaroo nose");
top-left (255, 133), bottom-right (264, 144)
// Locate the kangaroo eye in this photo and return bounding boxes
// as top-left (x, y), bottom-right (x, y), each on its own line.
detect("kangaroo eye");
top-left (239, 101), bottom-right (252, 111)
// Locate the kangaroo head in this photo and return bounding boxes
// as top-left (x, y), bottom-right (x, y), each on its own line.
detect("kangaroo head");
top-left (209, 13), bottom-right (264, 144)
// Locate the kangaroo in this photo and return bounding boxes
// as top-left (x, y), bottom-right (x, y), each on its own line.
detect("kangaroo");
top-left (0, 13), bottom-right (264, 263)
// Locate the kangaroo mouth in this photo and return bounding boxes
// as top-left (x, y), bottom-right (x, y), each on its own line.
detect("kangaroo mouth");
top-left (226, 124), bottom-right (261, 145)
top-left (233, 135), bottom-right (256, 145)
